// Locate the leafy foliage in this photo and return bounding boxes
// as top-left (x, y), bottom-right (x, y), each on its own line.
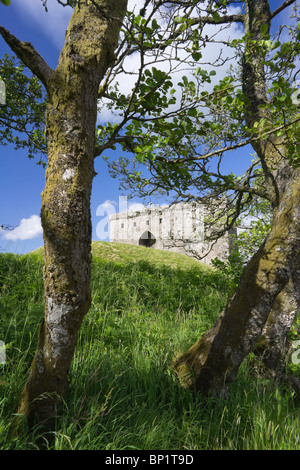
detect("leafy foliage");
top-left (211, 249), bottom-right (245, 294)
top-left (101, 1), bottom-right (299, 242)
top-left (236, 199), bottom-right (272, 262)
top-left (0, 55), bottom-right (47, 165)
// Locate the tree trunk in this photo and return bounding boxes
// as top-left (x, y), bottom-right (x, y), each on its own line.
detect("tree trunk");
top-left (15, 0), bottom-right (127, 431)
top-left (172, 0), bottom-right (300, 396)
top-left (172, 170), bottom-right (300, 395)
top-left (254, 270), bottom-right (300, 374)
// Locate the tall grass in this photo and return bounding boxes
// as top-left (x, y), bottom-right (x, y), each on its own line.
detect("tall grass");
top-left (0, 243), bottom-right (299, 450)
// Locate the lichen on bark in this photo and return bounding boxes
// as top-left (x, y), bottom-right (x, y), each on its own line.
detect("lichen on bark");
top-left (14, 0), bottom-right (128, 431)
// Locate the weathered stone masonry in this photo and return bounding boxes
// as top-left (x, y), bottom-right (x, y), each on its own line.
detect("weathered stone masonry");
top-left (109, 202), bottom-right (236, 264)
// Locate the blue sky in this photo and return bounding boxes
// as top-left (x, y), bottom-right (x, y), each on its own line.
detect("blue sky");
top-left (0, 0), bottom-right (296, 253)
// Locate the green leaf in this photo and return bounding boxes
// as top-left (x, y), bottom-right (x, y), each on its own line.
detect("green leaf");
top-left (212, 11), bottom-right (220, 22)
top-left (174, 16), bottom-right (184, 24)
top-left (261, 24), bottom-right (269, 36)
top-left (0, 0), bottom-right (10, 5)
top-left (151, 19), bottom-right (159, 30)
top-left (188, 108), bottom-right (198, 117)
top-left (192, 51), bottom-right (202, 61)
top-left (134, 14), bottom-right (141, 25)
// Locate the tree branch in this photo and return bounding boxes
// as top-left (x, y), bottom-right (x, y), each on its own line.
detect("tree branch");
top-left (94, 135), bottom-right (135, 157)
top-left (0, 26), bottom-right (53, 89)
top-left (269, 0), bottom-right (296, 21)
top-left (189, 13), bottom-right (245, 27)
top-left (160, 117), bottom-right (300, 164)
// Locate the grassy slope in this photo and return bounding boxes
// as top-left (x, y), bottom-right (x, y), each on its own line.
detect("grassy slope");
top-left (0, 242), bottom-right (299, 450)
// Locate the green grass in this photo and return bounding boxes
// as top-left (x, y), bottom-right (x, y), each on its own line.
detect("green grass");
top-left (0, 242), bottom-right (299, 450)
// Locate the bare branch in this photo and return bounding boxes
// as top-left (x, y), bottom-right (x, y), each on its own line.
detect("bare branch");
top-left (0, 26), bottom-right (53, 89)
top-left (0, 223), bottom-right (15, 231)
top-left (94, 135), bottom-right (135, 157)
top-left (269, 0), bottom-right (297, 20)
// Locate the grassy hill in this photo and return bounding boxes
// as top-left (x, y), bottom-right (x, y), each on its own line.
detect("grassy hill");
top-left (0, 242), bottom-right (299, 449)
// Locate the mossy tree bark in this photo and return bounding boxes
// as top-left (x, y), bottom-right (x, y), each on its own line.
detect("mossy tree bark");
top-left (172, 172), bottom-right (300, 395)
top-left (241, 0), bottom-right (300, 371)
top-left (254, 271), bottom-right (300, 374)
top-left (172, 0), bottom-right (300, 395)
top-left (1, 0), bottom-right (127, 431)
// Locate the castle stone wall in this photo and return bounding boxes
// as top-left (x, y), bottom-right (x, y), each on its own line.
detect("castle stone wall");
top-left (109, 202), bottom-right (236, 264)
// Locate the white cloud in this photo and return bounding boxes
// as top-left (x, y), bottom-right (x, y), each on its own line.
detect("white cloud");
top-left (2, 215), bottom-right (43, 241)
top-left (11, 0), bottom-right (144, 53)
top-left (96, 198), bottom-right (147, 216)
top-left (95, 200), bottom-right (117, 218)
top-left (11, 1), bottom-right (243, 124)
top-left (127, 201), bottom-right (169, 212)
top-left (128, 0), bottom-right (144, 13)
top-left (97, 3), bottom-right (244, 123)
top-left (14, 0), bottom-right (72, 50)
top-left (127, 202), bottom-right (146, 212)
top-left (11, 1), bottom-right (243, 122)
top-left (102, 199), bottom-right (117, 209)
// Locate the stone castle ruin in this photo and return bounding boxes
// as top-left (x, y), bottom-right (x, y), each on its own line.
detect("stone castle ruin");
top-left (109, 201), bottom-right (236, 264)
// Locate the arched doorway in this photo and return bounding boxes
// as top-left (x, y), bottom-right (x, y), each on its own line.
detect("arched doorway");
top-left (139, 231), bottom-right (156, 248)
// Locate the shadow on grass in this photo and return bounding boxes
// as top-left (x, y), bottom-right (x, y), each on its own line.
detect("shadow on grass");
top-left (3, 250), bottom-right (298, 450)
top-left (56, 349), bottom-right (300, 451)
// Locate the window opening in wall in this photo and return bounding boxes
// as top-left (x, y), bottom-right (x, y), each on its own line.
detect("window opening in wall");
top-left (139, 231), bottom-right (156, 248)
